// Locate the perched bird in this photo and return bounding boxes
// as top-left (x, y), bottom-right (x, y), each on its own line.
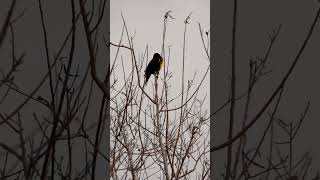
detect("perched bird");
top-left (144, 53), bottom-right (164, 84)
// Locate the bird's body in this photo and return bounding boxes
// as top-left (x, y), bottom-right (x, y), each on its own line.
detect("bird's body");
top-left (144, 53), bottom-right (163, 84)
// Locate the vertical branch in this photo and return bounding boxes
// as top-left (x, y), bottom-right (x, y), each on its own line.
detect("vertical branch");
top-left (79, 0), bottom-right (109, 97)
top-left (289, 122), bottom-right (293, 178)
top-left (180, 13), bottom-right (191, 125)
top-left (0, 0), bottom-right (16, 48)
top-left (41, 0), bottom-right (77, 178)
top-left (67, 92), bottom-right (72, 180)
top-left (91, 95), bottom-right (106, 180)
top-left (67, 122), bottom-right (72, 179)
top-left (17, 112), bottom-right (28, 179)
top-left (172, 13), bottom-right (191, 179)
top-left (265, 106), bottom-right (275, 179)
top-left (232, 60), bottom-right (254, 178)
top-left (38, 0), bottom-right (55, 108)
top-left (38, 0), bottom-right (56, 177)
top-left (155, 75), bottom-right (170, 179)
top-left (161, 11), bottom-right (174, 178)
top-left (226, 0), bottom-right (238, 179)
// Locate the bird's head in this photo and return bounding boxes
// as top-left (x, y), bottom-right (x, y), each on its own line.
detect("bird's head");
top-left (153, 53), bottom-right (162, 59)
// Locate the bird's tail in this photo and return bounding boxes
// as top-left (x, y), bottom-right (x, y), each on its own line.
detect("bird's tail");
top-left (143, 74), bottom-right (150, 88)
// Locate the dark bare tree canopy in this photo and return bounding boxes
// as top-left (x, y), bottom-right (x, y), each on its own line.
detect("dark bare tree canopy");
top-left (0, 0), bottom-right (319, 180)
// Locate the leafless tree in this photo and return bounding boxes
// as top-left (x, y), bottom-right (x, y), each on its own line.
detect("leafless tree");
top-left (0, 0), bottom-right (110, 179)
top-left (210, 1), bottom-right (320, 180)
top-left (109, 11), bottom-right (210, 179)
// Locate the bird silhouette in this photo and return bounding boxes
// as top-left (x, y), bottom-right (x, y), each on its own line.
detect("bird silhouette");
top-left (144, 53), bottom-right (163, 84)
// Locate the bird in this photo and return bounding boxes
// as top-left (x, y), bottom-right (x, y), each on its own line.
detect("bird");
top-left (144, 53), bottom-right (164, 84)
